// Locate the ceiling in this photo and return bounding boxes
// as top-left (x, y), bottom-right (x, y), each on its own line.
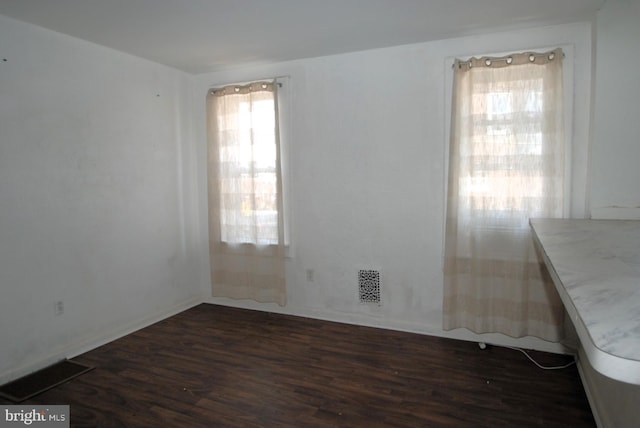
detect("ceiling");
top-left (0, 0), bottom-right (605, 74)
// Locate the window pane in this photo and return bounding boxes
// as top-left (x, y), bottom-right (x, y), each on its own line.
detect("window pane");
top-left (215, 89), bottom-right (279, 245)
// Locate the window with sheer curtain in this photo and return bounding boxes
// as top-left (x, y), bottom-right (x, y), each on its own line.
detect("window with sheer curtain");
top-left (443, 49), bottom-right (566, 341)
top-left (206, 81), bottom-right (286, 306)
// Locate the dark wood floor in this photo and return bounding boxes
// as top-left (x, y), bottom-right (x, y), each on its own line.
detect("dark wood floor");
top-left (2, 304), bottom-right (595, 427)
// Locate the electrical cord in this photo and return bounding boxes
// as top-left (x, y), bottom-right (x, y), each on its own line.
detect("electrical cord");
top-left (505, 346), bottom-right (576, 370)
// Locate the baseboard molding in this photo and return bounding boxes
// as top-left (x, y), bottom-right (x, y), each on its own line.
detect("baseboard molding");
top-left (204, 297), bottom-right (569, 355)
top-left (0, 295), bottom-right (204, 386)
top-left (3, 294), bottom-right (573, 388)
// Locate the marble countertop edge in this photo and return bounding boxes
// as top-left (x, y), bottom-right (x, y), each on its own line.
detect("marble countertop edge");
top-left (530, 218), bottom-right (640, 385)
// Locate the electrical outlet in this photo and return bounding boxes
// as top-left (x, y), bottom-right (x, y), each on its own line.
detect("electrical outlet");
top-left (305, 269), bottom-right (314, 282)
top-left (54, 301), bottom-right (64, 316)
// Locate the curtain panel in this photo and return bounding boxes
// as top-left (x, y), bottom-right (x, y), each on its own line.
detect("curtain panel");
top-left (443, 49), bottom-right (565, 341)
top-left (206, 81), bottom-right (286, 306)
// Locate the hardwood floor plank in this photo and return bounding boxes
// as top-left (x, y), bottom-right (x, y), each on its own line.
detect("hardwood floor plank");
top-left (1, 304), bottom-right (595, 427)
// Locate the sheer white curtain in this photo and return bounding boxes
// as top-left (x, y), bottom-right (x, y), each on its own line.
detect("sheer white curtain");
top-left (443, 49), bottom-right (565, 341)
top-left (207, 81), bottom-right (286, 306)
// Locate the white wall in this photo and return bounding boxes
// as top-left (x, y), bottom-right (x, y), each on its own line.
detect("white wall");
top-left (576, 2), bottom-right (640, 427)
top-left (3, 5), bottom-right (639, 423)
top-left (194, 21), bottom-right (593, 354)
top-left (0, 15), bottom-right (204, 383)
top-left (589, 0), bottom-right (640, 220)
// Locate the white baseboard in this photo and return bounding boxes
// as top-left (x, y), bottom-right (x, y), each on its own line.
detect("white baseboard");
top-left (204, 297), bottom-right (570, 355)
top-left (2, 294), bottom-right (571, 387)
top-left (0, 295), bottom-right (204, 385)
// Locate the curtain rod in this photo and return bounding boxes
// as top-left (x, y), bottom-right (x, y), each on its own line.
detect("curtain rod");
top-left (209, 75), bottom-right (288, 91)
top-left (452, 49), bottom-right (564, 69)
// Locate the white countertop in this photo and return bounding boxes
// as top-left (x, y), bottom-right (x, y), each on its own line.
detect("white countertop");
top-left (530, 218), bottom-right (640, 384)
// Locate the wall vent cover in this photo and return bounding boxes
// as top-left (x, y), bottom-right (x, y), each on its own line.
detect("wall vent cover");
top-left (358, 270), bottom-right (381, 304)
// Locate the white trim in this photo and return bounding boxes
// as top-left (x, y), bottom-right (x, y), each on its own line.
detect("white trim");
top-left (205, 297), bottom-right (570, 355)
top-left (0, 296), bottom-right (203, 385)
top-left (276, 76), bottom-right (295, 257)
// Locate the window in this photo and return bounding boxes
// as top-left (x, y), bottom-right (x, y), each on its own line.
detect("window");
top-left (206, 80), bottom-right (287, 306)
top-left (443, 49), bottom-right (566, 341)
top-left (208, 81), bottom-right (283, 246)
top-left (460, 77), bottom-right (555, 219)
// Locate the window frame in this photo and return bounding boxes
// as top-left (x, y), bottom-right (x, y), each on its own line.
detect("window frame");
top-left (442, 45), bottom-right (575, 256)
top-left (207, 77), bottom-right (292, 254)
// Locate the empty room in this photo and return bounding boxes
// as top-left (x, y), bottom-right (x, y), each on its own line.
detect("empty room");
top-left (1, 0), bottom-right (639, 426)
